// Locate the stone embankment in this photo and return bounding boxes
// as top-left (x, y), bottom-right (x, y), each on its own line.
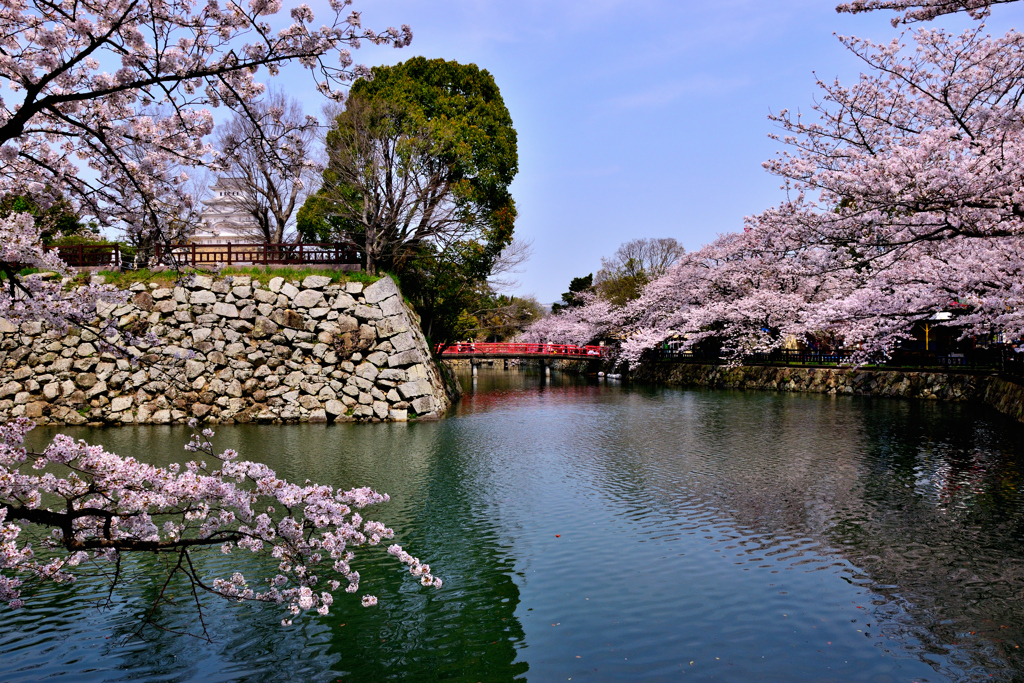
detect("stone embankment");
top-left (0, 274), bottom-right (456, 426)
top-left (631, 363), bottom-right (1024, 424)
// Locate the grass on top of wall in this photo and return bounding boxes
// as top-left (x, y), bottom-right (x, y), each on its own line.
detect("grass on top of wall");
top-left (67, 266), bottom-right (379, 290)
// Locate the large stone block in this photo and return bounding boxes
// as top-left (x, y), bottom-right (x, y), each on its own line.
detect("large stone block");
top-left (387, 349), bottom-right (421, 368)
top-left (363, 277), bottom-right (399, 304)
top-left (254, 288), bottom-right (278, 304)
top-left (379, 296), bottom-right (406, 318)
top-left (375, 316), bottom-right (408, 338)
top-left (324, 399), bottom-right (346, 416)
top-left (189, 290), bottom-right (216, 305)
top-left (85, 380), bottom-right (107, 399)
top-left (366, 351), bottom-right (388, 367)
top-left (252, 316), bottom-right (279, 339)
top-left (299, 395), bottom-right (321, 410)
top-left (354, 304), bottom-right (383, 321)
top-left (293, 289), bottom-right (324, 309)
top-left (336, 315), bottom-right (359, 333)
top-left (398, 381), bottom-right (431, 400)
top-left (212, 302), bottom-right (239, 318)
top-left (110, 395), bottom-right (133, 412)
top-left (411, 396), bottom-right (437, 415)
top-left (75, 372), bottom-right (98, 389)
top-left (302, 275), bottom-right (332, 289)
top-left (132, 291), bottom-right (155, 311)
top-left (379, 368), bottom-right (407, 382)
top-left (390, 332), bottom-right (416, 353)
top-left (270, 309), bottom-right (305, 330)
top-left (24, 402), bottom-right (46, 419)
top-left (42, 382), bottom-right (60, 400)
top-left (281, 282), bottom-right (300, 300)
top-left (20, 321), bottom-right (43, 336)
top-left (191, 275), bottom-right (213, 290)
top-left (331, 292), bottom-right (355, 310)
top-left (356, 363), bottom-right (379, 381)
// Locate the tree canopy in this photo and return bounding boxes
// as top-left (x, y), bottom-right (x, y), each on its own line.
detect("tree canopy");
top-left (300, 57), bottom-right (518, 275)
top-left (594, 238), bottom-right (685, 306)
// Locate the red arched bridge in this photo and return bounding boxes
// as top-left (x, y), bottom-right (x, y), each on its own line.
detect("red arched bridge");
top-left (436, 342), bottom-right (612, 360)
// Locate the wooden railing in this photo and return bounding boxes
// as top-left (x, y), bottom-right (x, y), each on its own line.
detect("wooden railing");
top-left (44, 244), bottom-right (122, 268)
top-left (153, 242), bottom-right (361, 267)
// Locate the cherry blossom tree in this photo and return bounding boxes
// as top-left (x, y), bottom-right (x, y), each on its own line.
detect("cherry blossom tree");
top-left (0, 0), bottom-right (437, 630)
top-left (752, 19), bottom-right (1024, 355)
top-left (530, 0), bottom-right (1024, 365)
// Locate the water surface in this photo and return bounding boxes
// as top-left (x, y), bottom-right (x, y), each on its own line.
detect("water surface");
top-left (5, 368), bottom-right (1024, 681)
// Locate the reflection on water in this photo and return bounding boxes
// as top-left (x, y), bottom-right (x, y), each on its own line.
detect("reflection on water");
top-left (4, 367), bottom-right (1024, 681)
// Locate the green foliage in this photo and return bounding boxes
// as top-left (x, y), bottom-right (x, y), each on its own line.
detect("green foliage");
top-left (551, 274), bottom-right (593, 314)
top-left (0, 193), bottom-right (93, 245)
top-left (401, 240), bottom-right (498, 348)
top-left (304, 56), bottom-right (518, 275)
top-left (469, 293), bottom-right (545, 341)
top-left (595, 270), bottom-right (646, 306)
top-left (296, 192), bottom-right (352, 243)
top-left (349, 56), bottom-right (519, 222)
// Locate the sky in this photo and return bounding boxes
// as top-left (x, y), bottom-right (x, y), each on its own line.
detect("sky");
top-left (277, 0), bottom-right (1024, 303)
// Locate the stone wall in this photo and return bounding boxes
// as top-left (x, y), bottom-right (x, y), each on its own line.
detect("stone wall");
top-left (631, 362), bottom-right (1024, 424)
top-left (0, 274), bottom-right (457, 426)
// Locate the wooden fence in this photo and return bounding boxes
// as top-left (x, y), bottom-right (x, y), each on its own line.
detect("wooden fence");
top-left (153, 242), bottom-right (360, 267)
top-left (44, 244), bottom-right (122, 268)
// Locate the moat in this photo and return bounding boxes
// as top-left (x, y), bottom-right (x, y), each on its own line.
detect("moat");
top-left (4, 368), bottom-right (1024, 682)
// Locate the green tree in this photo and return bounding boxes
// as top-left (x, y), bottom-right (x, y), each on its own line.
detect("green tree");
top-left (469, 293), bottom-right (545, 341)
top-left (303, 57), bottom-right (518, 276)
top-left (551, 274), bottom-right (593, 314)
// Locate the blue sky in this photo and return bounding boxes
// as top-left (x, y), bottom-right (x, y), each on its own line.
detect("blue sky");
top-left (284, 0), bottom-right (1024, 303)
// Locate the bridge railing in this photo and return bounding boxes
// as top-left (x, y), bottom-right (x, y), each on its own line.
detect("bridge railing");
top-left (437, 342), bottom-right (611, 359)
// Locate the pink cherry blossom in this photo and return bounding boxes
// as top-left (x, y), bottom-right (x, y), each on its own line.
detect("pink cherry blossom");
top-left (0, 418), bottom-right (440, 632)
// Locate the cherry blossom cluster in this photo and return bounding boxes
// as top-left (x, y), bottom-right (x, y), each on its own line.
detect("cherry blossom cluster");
top-left (836, 0), bottom-right (1013, 25)
top-left (0, 418), bottom-right (440, 623)
top-left (0, 214), bottom-right (124, 333)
